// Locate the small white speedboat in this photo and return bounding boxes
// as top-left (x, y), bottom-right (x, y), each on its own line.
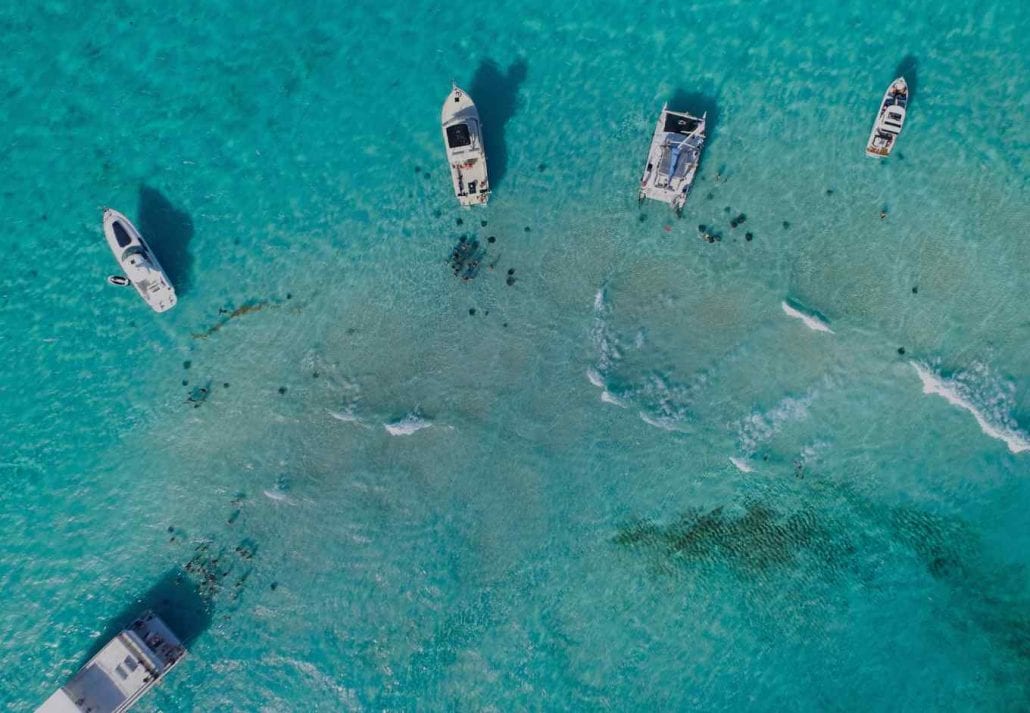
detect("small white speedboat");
top-left (639, 105), bottom-right (706, 214)
top-left (441, 84), bottom-right (490, 206)
top-left (102, 209), bottom-right (177, 313)
top-left (865, 77), bottom-right (909, 157)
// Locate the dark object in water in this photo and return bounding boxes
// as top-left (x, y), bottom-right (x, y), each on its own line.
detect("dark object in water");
top-left (898, 347), bottom-right (906, 355)
top-left (698, 225), bottom-right (721, 243)
top-left (507, 268), bottom-right (515, 275)
top-left (912, 286), bottom-right (918, 294)
top-left (469, 308), bottom-right (476, 316)
top-left (745, 232), bottom-right (753, 242)
top-left (107, 274), bottom-right (130, 287)
top-left (456, 218), bottom-right (463, 226)
top-left (706, 192), bottom-right (714, 200)
top-left (449, 236), bottom-right (485, 280)
top-left (223, 382), bottom-right (230, 388)
top-left (782, 221), bottom-right (791, 229)
top-left (181, 379), bottom-right (189, 386)
top-left (638, 214), bottom-right (646, 223)
top-left (414, 166), bottom-right (421, 173)
top-left (278, 386), bottom-right (287, 395)
top-left (187, 385), bottom-right (210, 408)
top-left (312, 372), bottom-right (319, 378)
top-left (286, 293), bottom-right (292, 300)
top-left (487, 236), bottom-right (496, 243)
top-left (538, 163), bottom-right (547, 172)
top-left (524, 226), bottom-right (531, 233)
top-left (183, 360), bottom-right (191, 370)
top-left (481, 220), bottom-right (488, 227)
top-left (826, 188), bottom-right (834, 196)
top-left (506, 276), bottom-right (516, 286)
top-left (270, 582), bottom-right (278, 591)
top-left (502, 322), bottom-right (508, 328)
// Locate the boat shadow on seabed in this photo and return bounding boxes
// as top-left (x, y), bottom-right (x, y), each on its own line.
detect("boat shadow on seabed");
top-left (77, 567), bottom-right (212, 667)
top-left (137, 185), bottom-right (195, 296)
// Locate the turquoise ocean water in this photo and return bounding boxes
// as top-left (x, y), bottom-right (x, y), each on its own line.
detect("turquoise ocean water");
top-left (1, 0), bottom-right (1028, 709)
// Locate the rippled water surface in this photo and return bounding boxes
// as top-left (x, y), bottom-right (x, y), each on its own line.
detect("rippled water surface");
top-left (1, 0), bottom-right (1028, 710)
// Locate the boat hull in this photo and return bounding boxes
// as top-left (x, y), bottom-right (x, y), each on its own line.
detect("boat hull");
top-left (102, 209), bottom-right (177, 313)
top-left (638, 105), bottom-right (706, 214)
top-left (441, 85), bottom-right (490, 206)
top-left (865, 77), bottom-right (909, 157)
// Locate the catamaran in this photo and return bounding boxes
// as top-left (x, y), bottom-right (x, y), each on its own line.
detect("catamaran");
top-left (639, 105), bottom-right (706, 214)
top-left (37, 611), bottom-right (186, 713)
top-left (865, 77), bottom-right (909, 157)
top-left (102, 209), bottom-right (177, 313)
top-left (441, 84), bottom-right (489, 206)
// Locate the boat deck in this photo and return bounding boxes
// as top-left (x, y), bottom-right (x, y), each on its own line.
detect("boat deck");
top-left (38, 613), bottom-right (185, 713)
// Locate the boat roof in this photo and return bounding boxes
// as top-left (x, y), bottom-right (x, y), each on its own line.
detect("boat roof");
top-left (38, 613), bottom-right (184, 713)
top-left (663, 111), bottom-right (703, 135)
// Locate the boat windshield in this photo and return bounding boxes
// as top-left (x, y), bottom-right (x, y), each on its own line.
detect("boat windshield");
top-left (446, 124), bottom-right (472, 148)
top-left (112, 221), bottom-right (133, 248)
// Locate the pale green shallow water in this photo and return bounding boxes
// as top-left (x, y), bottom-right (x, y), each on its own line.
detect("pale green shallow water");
top-left (1, 0), bottom-right (1029, 710)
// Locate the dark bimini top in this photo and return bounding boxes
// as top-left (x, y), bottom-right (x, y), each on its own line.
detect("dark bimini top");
top-left (664, 113), bottom-right (701, 135)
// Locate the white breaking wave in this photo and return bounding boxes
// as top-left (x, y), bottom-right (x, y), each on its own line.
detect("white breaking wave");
top-left (911, 362), bottom-right (1029, 454)
top-left (263, 489), bottom-right (289, 502)
top-left (781, 301), bottom-right (834, 334)
top-left (601, 390), bottom-right (627, 408)
top-left (327, 408), bottom-right (368, 428)
top-left (591, 288), bottom-right (622, 378)
top-left (735, 390), bottom-right (816, 455)
top-left (639, 411), bottom-right (687, 432)
top-left (729, 456), bottom-right (754, 473)
top-left (384, 413), bottom-right (433, 436)
top-left (586, 367), bottom-right (605, 388)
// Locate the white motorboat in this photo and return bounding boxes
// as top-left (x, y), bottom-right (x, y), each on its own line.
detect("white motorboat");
top-left (441, 84), bottom-right (490, 206)
top-left (865, 77), bottom-right (909, 157)
top-left (37, 611), bottom-right (186, 713)
top-left (638, 105), bottom-right (706, 214)
top-left (102, 209), bottom-right (177, 313)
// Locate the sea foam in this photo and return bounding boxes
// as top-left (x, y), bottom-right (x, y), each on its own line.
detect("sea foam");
top-left (384, 413), bottom-right (433, 436)
top-left (735, 390), bottom-right (816, 455)
top-left (729, 456), bottom-right (754, 473)
top-left (781, 301), bottom-right (834, 334)
top-left (911, 362), bottom-right (1029, 454)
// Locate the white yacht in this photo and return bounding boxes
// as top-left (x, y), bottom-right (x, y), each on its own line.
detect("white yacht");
top-left (102, 209), bottom-right (177, 313)
top-left (441, 84), bottom-right (490, 206)
top-left (865, 77), bottom-right (909, 157)
top-left (639, 105), bottom-right (706, 214)
top-left (37, 611), bottom-right (186, 713)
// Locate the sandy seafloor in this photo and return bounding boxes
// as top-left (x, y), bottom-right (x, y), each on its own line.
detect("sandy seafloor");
top-left (1, 1), bottom-right (1028, 710)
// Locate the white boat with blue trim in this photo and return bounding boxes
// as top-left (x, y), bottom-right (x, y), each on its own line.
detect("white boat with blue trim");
top-left (639, 105), bottom-right (706, 214)
top-left (865, 77), bottom-right (909, 157)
